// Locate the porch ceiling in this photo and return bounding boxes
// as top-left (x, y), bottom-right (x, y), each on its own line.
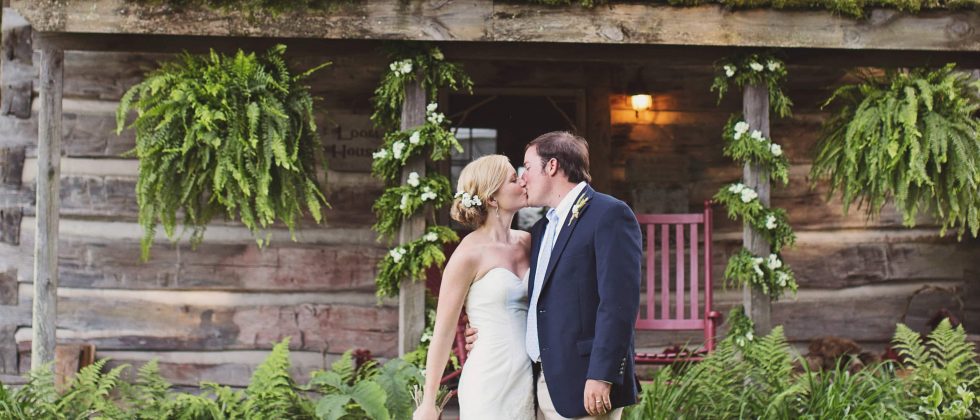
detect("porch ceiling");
top-left (13, 0), bottom-right (980, 52)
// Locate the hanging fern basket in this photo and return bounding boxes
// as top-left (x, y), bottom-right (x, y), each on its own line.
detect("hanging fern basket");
top-left (116, 45), bottom-right (331, 260)
top-left (811, 64), bottom-right (980, 239)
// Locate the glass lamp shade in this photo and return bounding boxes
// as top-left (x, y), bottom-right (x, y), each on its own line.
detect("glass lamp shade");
top-left (630, 94), bottom-right (653, 112)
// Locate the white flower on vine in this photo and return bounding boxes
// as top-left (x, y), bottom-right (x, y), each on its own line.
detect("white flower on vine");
top-left (776, 271), bottom-right (789, 287)
top-left (399, 193), bottom-right (411, 211)
top-left (409, 131), bottom-right (421, 145)
top-left (733, 121), bottom-right (750, 140)
top-left (767, 254), bottom-right (783, 270)
top-left (392, 141), bottom-right (406, 159)
top-left (745, 331), bottom-right (754, 341)
top-left (749, 62), bottom-right (764, 72)
top-left (765, 214), bottom-right (778, 230)
top-left (728, 183), bottom-right (746, 194)
top-left (724, 64), bottom-right (736, 78)
top-left (431, 49), bottom-right (444, 60)
top-left (427, 112), bottom-right (445, 125)
top-left (426, 103), bottom-right (438, 113)
top-left (390, 59), bottom-right (413, 76)
top-left (752, 257), bottom-right (765, 277)
top-left (420, 186), bottom-right (437, 202)
top-left (372, 148), bottom-right (389, 160)
top-left (740, 187), bottom-right (758, 203)
top-left (424, 232), bottom-right (439, 242)
top-left (750, 130), bottom-right (765, 142)
top-left (389, 247), bottom-right (406, 263)
top-left (770, 143), bottom-right (783, 157)
top-left (767, 60), bottom-right (781, 71)
top-left (407, 172), bottom-right (420, 187)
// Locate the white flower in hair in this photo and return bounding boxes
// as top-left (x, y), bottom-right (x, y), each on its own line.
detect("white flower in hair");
top-left (409, 131), bottom-right (421, 145)
top-left (407, 172), bottom-right (420, 187)
top-left (455, 191), bottom-right (482, 208)
top-left (749, 61), bottom-right (764, 72)
top-left (724, 64), bottom-right (736, 77)
top-left (765, 214), bottom-right (778, 230)
top-left (770, 143), bottom-right (783, 157)
top-left (767, 254), bottom-right (782, 270)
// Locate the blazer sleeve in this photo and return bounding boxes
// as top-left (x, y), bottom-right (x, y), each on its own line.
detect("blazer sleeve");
top-left (587, 200), bottom-right (642, 385)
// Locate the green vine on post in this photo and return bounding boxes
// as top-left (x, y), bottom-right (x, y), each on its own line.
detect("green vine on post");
top-left (711, 53), bottom-right (799, 301)
top-left (711, 53), bottom-right (793, 118)
top-left (369, 43), bottom-right (473, 299)
top-left (116, 45), bottom-right (330, 261)
top-left (810, 64), bottom-right (980, 239)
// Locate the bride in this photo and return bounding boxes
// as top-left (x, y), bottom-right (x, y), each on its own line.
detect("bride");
top-left (413, 155), bottom-right (535, 420)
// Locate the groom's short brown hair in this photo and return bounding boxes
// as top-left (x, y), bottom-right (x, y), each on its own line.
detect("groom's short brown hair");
top-left (526, 131), bottom-right (592, 184)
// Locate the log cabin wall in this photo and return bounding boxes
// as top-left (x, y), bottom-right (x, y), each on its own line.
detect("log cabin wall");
top-left (0, 27), bottom-right (977, 385)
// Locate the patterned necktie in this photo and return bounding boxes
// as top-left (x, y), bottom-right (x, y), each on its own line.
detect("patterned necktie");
top-left (526, 208), bottom-right (560, 362)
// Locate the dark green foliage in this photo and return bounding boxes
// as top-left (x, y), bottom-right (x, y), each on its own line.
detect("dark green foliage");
top-left (811, 64), bottom-right (980, 239)
top-left (519, 0), bottom-right (978, 17)
top-left (116, 45), bottom-right (330, 261)
top-left (893, 319), bottom-right (980, 418)
top-left (370, 44), bottom-right (473, 131)
top-left (375, 226), bottom-right (459, 298)
top-left (372, 174), bottom-right (453, 238)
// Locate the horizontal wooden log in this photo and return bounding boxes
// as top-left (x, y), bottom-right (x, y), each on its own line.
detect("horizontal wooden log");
top-left (14, 287), bottom-right (399, 355)
top-left (773, 281), bottom-right (965, 342)
top-left (14, 1), bottom-right (980, 51)
top-left (9, 224), bottom-right (386, 291)
top-left (1, 9), bottom-right (34, 120)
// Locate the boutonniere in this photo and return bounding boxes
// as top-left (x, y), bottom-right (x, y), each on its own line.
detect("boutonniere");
top-left (568, 195), bottom-right (590, 226)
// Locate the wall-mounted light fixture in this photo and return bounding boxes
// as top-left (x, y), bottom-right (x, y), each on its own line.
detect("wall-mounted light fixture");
top-left (627, 67), bottom-right (652, 117)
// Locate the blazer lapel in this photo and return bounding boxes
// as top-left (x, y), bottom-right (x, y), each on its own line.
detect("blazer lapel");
top-left (540, 185), bottom-right (594, 293)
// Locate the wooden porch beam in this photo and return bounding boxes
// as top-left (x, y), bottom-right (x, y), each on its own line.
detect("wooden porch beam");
top-left (397, 79), bottom-right (427, 356)
top-left (31, 32), bottom-right (63, 371)
top-left (12, 0), bottom-right (980, 52)
top-left (742, 84), bottom-right (772, 334)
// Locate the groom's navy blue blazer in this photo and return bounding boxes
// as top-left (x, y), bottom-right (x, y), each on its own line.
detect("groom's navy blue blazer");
top-left (528, 185), bottom-right (642, 418)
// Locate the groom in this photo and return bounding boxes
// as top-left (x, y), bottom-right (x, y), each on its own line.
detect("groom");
top-left (470, 131), bottom-right (642, 419)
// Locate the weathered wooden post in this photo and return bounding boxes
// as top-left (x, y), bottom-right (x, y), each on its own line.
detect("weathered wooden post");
top-left (397, 78), bottom-right (427, 356)
top-left (32, 34), bottom-right (63, 370)
top-left (742, 83), bottom-right (772, 334)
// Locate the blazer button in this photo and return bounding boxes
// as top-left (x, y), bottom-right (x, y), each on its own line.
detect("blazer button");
top-left (538, 308), bottom-right (546, 314)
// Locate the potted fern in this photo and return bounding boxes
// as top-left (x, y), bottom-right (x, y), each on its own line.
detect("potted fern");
top-left (116, 45), bottom-right (331, 260)
top-left (810, 64), bottom-right (980, 239)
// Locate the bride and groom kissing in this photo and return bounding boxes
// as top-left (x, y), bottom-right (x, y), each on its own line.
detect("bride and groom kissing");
top-left (414, 131), bottom-right (642, 420)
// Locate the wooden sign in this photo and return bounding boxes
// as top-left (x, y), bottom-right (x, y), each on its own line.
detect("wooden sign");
top-left (319, 112), bottom-right (383, 173)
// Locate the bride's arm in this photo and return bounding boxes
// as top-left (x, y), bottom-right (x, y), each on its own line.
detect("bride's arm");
top-left (417, 249), bottom-right (474, 415)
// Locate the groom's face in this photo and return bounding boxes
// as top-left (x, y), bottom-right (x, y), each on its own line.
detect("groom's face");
top-left (521, 146), bottom-right (548, 207)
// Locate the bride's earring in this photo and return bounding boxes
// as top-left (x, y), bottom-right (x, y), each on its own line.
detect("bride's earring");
top-left (495, 206), bottom-right (500, 219)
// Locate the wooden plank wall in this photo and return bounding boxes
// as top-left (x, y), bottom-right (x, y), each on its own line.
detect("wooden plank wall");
top-left (0, 29), bottom-right (397, 385)
top-left (0, 29), bottom-right (977, 384)
top-left (612, 64), bottom-right (980, 353)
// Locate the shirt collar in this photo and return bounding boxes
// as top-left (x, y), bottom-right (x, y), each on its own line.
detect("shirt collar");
top-left (552, 182), bottom-right (588, 224)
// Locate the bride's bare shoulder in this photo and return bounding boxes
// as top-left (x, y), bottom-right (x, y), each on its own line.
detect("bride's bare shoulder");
top-left (514, 230), bottom-right (532, 250)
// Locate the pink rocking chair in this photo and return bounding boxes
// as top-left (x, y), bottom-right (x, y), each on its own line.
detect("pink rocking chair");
top-left (634, 201), bottom-right (722, 365)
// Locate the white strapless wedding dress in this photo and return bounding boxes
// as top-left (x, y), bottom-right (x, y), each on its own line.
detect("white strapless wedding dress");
top-left (457, 268), bottom-right (535, 420)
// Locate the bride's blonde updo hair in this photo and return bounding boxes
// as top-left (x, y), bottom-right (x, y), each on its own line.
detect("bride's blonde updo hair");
top-left (451, 155), bottom-right (512, 229)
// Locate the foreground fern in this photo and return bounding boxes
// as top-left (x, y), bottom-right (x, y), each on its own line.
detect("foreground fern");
top-left (116, 44), bottom-right (331, 260)
top-left (811, 64), bottom-right (980, 239)
top-left (893, 319), bottom-right (980, 419)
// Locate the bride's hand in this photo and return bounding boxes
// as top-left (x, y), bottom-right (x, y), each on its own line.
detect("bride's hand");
top-left (413, 404), bottom-right (441, 420)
